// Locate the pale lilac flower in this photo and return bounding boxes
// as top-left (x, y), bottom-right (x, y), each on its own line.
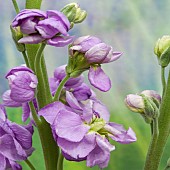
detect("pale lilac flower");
top-left (0, 105), bottom-right (34, 169)
top-left (69, 35), bottom-right (122, 91)
top-left (49, 65), bottom-right (84, 95)
top-left (12, 9), bottom-right (73, 47)
top-left (5, 66), bottom-right (38, 103)
top-left (39, 101), bottom-right (136, 169)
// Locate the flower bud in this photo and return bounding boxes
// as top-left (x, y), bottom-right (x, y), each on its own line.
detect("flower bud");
top-left (10, 25), bottom-right (25, 52)
top-left (61, 3), bottom-right (87, 25)
top-left (154, 35), bottom-right (170, 67)
top-left (125, 91), bottom-right (161, 123)
top-left (141, 90), bottom-right (161, 107)
top-left (125, 94), bottom-right (145, 113)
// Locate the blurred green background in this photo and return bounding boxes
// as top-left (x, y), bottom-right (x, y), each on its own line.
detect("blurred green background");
top-left (1, 0), bottom-right (170, 169)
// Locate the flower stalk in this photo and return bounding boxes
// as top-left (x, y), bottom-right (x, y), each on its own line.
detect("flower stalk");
top-left (161, 67), bottom-right (166, 96)
top-left (53, 74), bottom-right (70, 101)
top-left (144, 70), bottom-right (170, 170)
top-left (24, 159), bottom-right (36, 170)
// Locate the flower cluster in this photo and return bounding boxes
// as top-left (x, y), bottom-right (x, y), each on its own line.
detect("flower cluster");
top-left (67, 35), bottom-right (123, 91)
top-left (0, 105), bottom-right (34, 169)
top-left (39, 65), bottom-right (136, 169)
top-left (12, 9), bottom-right (73, 47)
top-left (0, 3), bottom-right (137, 170)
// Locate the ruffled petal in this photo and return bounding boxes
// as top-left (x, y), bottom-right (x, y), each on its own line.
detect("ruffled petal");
top-left (55, 109), bottom-right (90, 142)
top-left (18, 34), bottom-right (45, 44)
top-left (38, 102), bottom-right (66, 125)
top-left (87, 135), bottom-right (115, 169)
top-left (2, 90), bottom-right (22, 107)
top-left (66, 91), bottom-right (82, 111)
top-left (47, 36), bottom-right (73, 47)
top-left (93, 100), bottom-right (110, 122)
top-left (105, 122), bottom-right (137, 144)
top-left (57, 132), bottom-right (96, 159)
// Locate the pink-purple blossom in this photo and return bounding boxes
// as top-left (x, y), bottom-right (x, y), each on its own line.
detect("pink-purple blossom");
top-left (4, 66), bottom-right (38, 103)
top-left (69, 35), bottom-right (123, 92)
top-left (0, 105), bottom-right (34, 169)
top-left (39, 100), bottom-right (136, 169)
top-left (12, 9), bottom-right (73, 47)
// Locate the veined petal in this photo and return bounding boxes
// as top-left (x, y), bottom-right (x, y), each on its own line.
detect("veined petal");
top-left (55, 110), bottom-right (90, 142)
top-left (57, 132), bottom-right (96, 159)
top-left (47, 36), bottom-right (73, 47)
top-left (47, 10), bottom-right (70, 31)
top-left (18, 34), bottom-right (45, 44)
top-left (88, 66), bottom-right (111, 92)
top-left (106, 122), bottom-right (137, 144)
top-left (66, 91), bottom-right (82, 111)
top-left (0, 134), bottom-right (26, 161)
top-left (38, 102), bottom-right (66, 125)
top-left (0, 154), bottom-right (6, 170)
top-left (2, 90), bottom-right (22, 107)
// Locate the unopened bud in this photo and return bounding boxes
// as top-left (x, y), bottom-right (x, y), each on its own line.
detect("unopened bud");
top-left (125, 94), bottom-right (145, 113)
top-left (10, 25), bottom-right (25, 52)
top-left (154, 35), bottom-right (170, 67)
top-left (125, 90), bottom-right (161, 123)
top-left (61, 3), bottom-right (87, 25)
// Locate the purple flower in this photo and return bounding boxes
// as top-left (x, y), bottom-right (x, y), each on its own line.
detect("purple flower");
top-left (39, 101), bottom-right (136, 169)
top-left (12, 9), bottom-right (73, 47)
top-left (69, 35), bottom-right (122, 91)
top-left (49, 65), bottom-right (84, 95)
top-left (0, 105), bottom-right (34, 169)
top-left (5, 66), bottom-right (38, 103)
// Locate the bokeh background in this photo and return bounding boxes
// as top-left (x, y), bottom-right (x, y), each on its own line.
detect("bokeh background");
top-left (1, 0), bottom-right (170, 169)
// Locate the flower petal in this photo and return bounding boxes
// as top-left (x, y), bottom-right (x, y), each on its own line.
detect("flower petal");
top-left (88, 66), bottom-right (111, 92)
top-left (66, 91), bottom-right (82, 111)
top-left (2, 90), bottom-right (22, 107)
top-left (93, 100), bottom-right (110, 122)
top-left (38, 102), bottom-right (66, 125)
top-left (57, 132), bottom-right (96, 159)
top-left (18, 34), bottom-right (45, 44)
top-left (55, 109), bottom-right (90, 142)
top-left (0, 154), bottom-right (6, 170)
top-left (106, 122), bottom-right (137, 144)
top-left (47, 36), bottom-right (73, 47)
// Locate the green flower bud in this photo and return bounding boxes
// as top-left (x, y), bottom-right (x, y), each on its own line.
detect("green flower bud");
top-left (66, 52), bottom-right (90, 78)
top-left (61, 3), bottom-right (87, 25)
top-left (154, 35), bottom-right (170, 67)
top-left (10, 25), bottom-right (25, 52)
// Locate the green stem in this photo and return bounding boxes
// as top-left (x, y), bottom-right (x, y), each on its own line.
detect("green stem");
top-left (144, 70), bottom-right (170, 170)
top-left (29, 101), bottom-right (59, 170)
top-left (144, 118), bottom-right (159, 170)
top-left (24, 159), bottom-right (36, 170)
top-left (41, 56), bottom-right (53, 103)
top-left (12, 0), bottom-right (20, 14)
top-left (22, 51), bottom-right (30, 67)
top-left (29, 101), bottom-right (40, 126)
top-left (34, 43), bottom-right (47, 108)
top-left (164, 166), bottom-right (170, 170)
top-left (53, 74), bottom-right (70, 101)
top-left (25, 0), bottom-right (42, 9)
top-left (57, 152), bottom-right (64, 170)
top-left (161, 67), bottom-right (166, 96)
